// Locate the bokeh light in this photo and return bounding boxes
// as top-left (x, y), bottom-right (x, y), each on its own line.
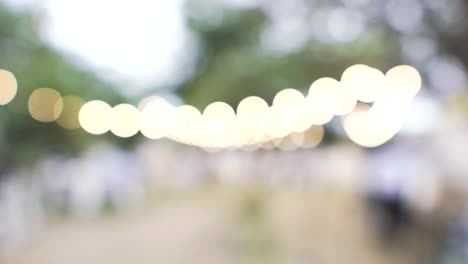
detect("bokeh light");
top-left (266, 88), bottom-right (306, 138)
top-left (341, 64), bottom-right (385, 103)
top-left (301, 125), bottom-right (325, 149)
top-left (139, 97), bottom-right (175, 139)
top-left (79, 100), bottom-right (112, 135)
top-left (28, 88), bottom-right (63, 122)
top-left (266, 104), bottom-right (295, 138)
top-left (0, 69), bottom-right (17, 105)
top-left (19, 63), bottom-right (422, 150)
top-left (202, 102), bottom-right (237, 148)
top-left (170, 105), bottom-right (202, 145)
top-left (138, 95), bottom-right (169, 111)
top-left (109, 104), bottom-right (140, 138)
top-left (275, 132), bottom-right (305, 151)
top-left (335, 85), bottom-right (357, 116)
top-left (385, 65), bottom-right (422, 97)
top-left (236, 96), bottom-right (270, 142)
top-left (305, 77), bottom-right (341, 125)
top-left (56, 96), bottom-right (85, 129)
top-left (342, 103), bottom-right (403, 148)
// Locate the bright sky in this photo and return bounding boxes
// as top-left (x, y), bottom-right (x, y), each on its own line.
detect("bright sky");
top-left (3, 0), bottom-right (191, 96)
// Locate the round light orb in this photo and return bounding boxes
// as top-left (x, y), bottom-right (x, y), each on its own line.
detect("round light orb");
top-left (109, 104), bottom-right (140, 138)
top-left (170, 105), bottom-right (202, 145)
top-left (138, 95), bottom-right (170, 111)
top-left (335, 86), bottom-right (357, 116)
top-left (275, 132), bottom-right (304, 151)
top-left (266, 88), bottom-right (306, 138)
top-left (265, 104), bottom-right (296, 138)
top-left (385, 65), bottom-right (422, 97)
top-left (202, 102), bottom-right (237, 148)
top-left (341, 64), bottom-right (385, 103)
top-left (56, 96), bottom-right (85, 129)
top-left (140, 97), bottom-right (175, 139)
top-left (305, 77), bottom-right (343, 125)
top-left (273, 88), bottom-right (313, 133)
top-left (260, 140), bottom-right (276, 150)
top-left (273, 88), bottom-right (304, 107)
top-left (342, 104), bottom-right (399, 148)
top-left (79, 100), bottom-right (112, 135)
top-left (237, 96), bottom-right (270, 142)
top-left (28, 88), bottom-right (63, 122)
top-left (302, 126), bottom-right (325, 149)
top-left (293, 108), bottom-right (314, 133)
top-left (0, 69), bottom-right (17, 105)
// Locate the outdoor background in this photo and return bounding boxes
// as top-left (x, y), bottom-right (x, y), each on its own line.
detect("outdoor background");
top-left (1, 0), bottom-right (468, 263)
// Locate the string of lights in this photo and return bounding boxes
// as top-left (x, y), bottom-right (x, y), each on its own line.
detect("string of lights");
top-left (0, 64), bottom-right (421, 150)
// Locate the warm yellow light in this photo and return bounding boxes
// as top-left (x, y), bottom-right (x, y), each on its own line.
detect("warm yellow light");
top-left (342, 104), bottom-right (372, 147)
top-left (56, 96), bottom-right (85, 129)
top-left (265, 88), bottom-right (306, 138)
top-left (272, 88), bottom-right (304, 107)
top-left (231, 124), bottom-right (250, 148)
top-left (139, 97), bottom-right (175, 139)
top-left (28, 88), bottom-right (63, 122)
top-left (79, 100), bottom-right (112, 135)
top-left (385, 65), bottom-right (422, 97)
top-left (138, 95), bottom-right (169, 111)
top-left (260, 140), bottom-right (275, 150)
top-left (240, 143), bottom-right (260, 152)
top-left (170, 105), bottom-right (202, 145)
top-left (342, 104), bottom-right (401, 148)
top-left (265, 105), bottom-right (295, 138)
top-left (202, 102), bottom-right (237, 148)
top-left (341, 64), bottom-right (385, 103)
top-left (109, 104), bottom-right (140, 138)
top-left (335, 85), bottom-right (357, 116)
top-left (304, 77), bottom-right (342, 125)
top-left (301, 126), bottom-right (324, 149)
top-left (236, 96), bottom-right (270, 142)
top-left (0, 69), bottom-right (17, 105)
top-left (275, 132), bottom-right (304, 151)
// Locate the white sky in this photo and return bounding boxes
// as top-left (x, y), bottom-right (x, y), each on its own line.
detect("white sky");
top-left (2, 0), bottom-right (191, 96)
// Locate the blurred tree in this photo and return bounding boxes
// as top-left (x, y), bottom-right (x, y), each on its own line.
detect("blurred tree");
top-left (0, 4), bottom-right (126, 172)
top-left (175, 0), bottom-right (468, 143)
top-left (177, 3), bottom-right (399, 109)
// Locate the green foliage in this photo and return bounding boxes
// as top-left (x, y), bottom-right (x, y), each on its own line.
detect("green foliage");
top-left (178, 7), bottom-right (399, 110)
top-left (0, 4), bottom-right (125, 168)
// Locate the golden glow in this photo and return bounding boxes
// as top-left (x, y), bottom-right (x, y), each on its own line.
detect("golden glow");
top-left (272, 88), bottom-right (304, 107)
top-left (170, 105), bottom-right (202, 145)
top-left (301, 126), bottom-right (324, 148)
top-left (266, 105), bottom-right (294, 138)
top-left (265, 88), bottom-right (306, 138)
top-left (56, 96), bottom-right (85, 129)
top-left (140, 97), bottom-right (175, 139)
top-left (275, 132), bottom-right (305, 151)
top-left (202, 102), bottom-right (237, 148)
top-left (236, 96), bottom-right (270, 142)
top-left (385, 65), bottom-right (422, 97)
top-left (304, 77), bottom-right (342, 125)
top-left (342, 103), bottom-right (403, 148)
top-left (0, 69), bottom-right (17, 105)
top-left (79, 100), bottom-right (112, 135)
top-left (335, 86), bottom-right (357, 116)
top-left (342, 104), bottom-right (373, 147)
top-left (11, 63), bottom-right (420, 149)
top-left (109, 104), bottom-right (140, 138)
top-left (260, 140), bottom-right (275, 150)
top-left (341, 64), bottom-right (385, 103)
top-left (138, 95), bottom-right (170, 111)
top-left (28, 88), bottom-right (63, 122)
